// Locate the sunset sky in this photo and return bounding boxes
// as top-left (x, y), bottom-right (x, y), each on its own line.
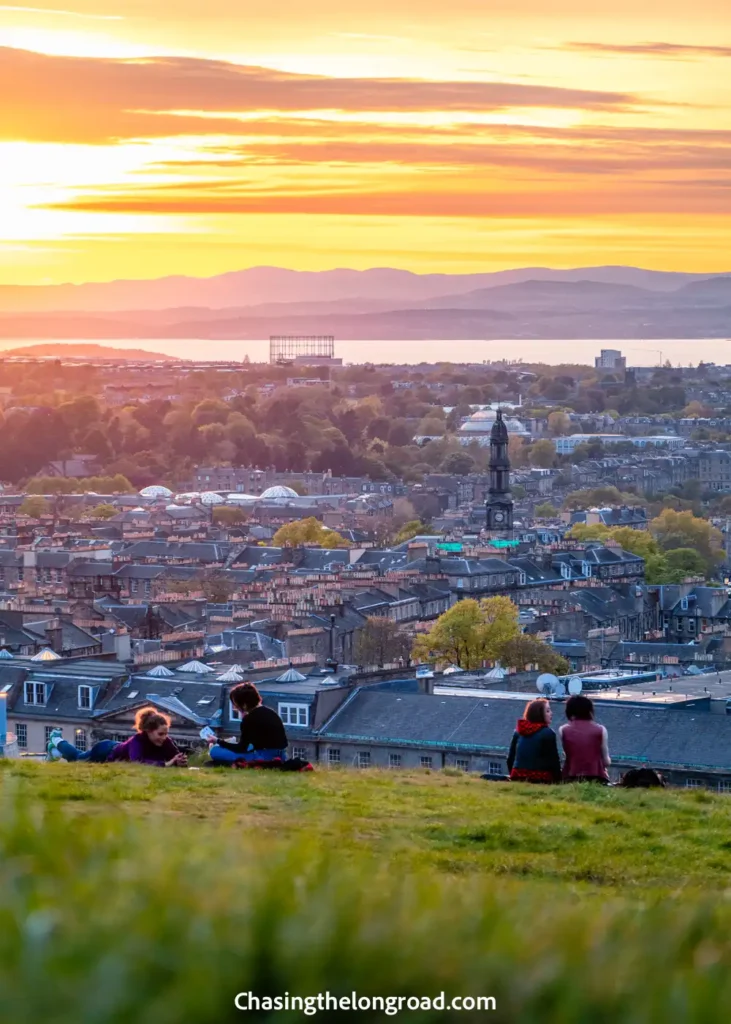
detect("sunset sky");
top-left (1, 0), bottom-right (730, 284)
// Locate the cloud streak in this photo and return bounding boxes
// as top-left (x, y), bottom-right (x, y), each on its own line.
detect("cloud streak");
top-left (566, 40), bottom-right (731, 59)
top-left (0, 45), bottom-right (645, 144)
top-left (0, 4), bottom-right (123, 18)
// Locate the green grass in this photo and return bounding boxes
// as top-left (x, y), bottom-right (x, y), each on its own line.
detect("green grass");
top-left (2, 760), bottom-right (731, 1022)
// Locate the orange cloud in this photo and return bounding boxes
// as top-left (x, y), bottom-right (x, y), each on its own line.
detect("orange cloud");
top-left (1, 45), bottom-right (646, 144)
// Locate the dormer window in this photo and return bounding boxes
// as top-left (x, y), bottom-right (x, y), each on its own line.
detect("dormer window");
top-left (560, 562), bottom-right (571, 579)
top-left (680, 596), bottom-right (689, 611)
top-left (78, 685), bottom-right (94, 710)
top-left (24, 681), bottom-right (46, 706)
top-left (582, 562), bottom-right (593, 577)
top-left (519, 572), bottom-right (527, 586)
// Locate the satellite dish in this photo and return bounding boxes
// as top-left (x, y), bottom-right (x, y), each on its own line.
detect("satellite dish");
top-left (536, 673), bottom-right (560, 696)
top-left (568, 676), bottom-right (583, 696)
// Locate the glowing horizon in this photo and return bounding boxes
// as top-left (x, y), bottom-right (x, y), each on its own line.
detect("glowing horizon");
top-left (1, 1), bottom-right (729, 285)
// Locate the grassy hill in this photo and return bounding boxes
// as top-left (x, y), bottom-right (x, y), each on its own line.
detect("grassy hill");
top-left (2, 760), bottom-right (731, 1022)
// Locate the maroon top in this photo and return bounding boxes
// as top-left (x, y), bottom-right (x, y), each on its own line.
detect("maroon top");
top-left (560, 720), bottom-right (608, 780)
top-left (106, 732), bottom-right (179, 766)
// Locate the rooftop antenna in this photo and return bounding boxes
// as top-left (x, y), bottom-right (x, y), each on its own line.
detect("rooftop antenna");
top-left (567, 677), bottom-right (583, 696)
top-left (536, 673), bottom-right (564, 697)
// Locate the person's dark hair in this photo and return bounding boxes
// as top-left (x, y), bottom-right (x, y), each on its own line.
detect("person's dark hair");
top-left (229, 682), bottom-right (262, 712)
top-left (523, 698), bottom-right (550, 724)
top-left (565, 695), bottom-right (595, 721)
top-left (135, 707), bottom-right (170, 733)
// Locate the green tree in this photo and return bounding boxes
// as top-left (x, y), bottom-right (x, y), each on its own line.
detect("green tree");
top-left (88, 503), bottom-right (117, 519)
top-left (412, 596), bottom-right (521, 670)
top-left (563, 487), bottom-right (642, 510)
top-left (500, 634), bottom-right (569, 675)
top-left (394, 520), bottom-right (426, 545)
top-left (534, 502), bottom-right (558, 518)
top-left (20, 495), bottom-right (50, 518)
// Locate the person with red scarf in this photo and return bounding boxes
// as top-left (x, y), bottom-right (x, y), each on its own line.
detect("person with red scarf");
top-left (506, 698), bottom-right (562, 784)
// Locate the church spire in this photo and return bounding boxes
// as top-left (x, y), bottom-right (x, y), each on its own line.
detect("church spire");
top-left (485, 409), bottom-right (514, 534)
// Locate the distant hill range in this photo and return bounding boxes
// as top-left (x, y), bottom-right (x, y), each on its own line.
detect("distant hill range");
top-left (1, 265), bottom-right (730, 340)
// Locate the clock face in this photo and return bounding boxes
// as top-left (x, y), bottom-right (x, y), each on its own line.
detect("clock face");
top-left (494, 511), bottom-right (505, 524)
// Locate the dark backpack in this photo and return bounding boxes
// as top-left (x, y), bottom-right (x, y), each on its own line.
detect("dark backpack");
top-left (618, 768), bottom-right (665, 789)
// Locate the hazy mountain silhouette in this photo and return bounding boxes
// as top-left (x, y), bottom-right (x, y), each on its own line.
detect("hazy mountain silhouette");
top-left (0, 265), bottom-right (724, 314)
top-left (0, 266), bottom-right (729, 339)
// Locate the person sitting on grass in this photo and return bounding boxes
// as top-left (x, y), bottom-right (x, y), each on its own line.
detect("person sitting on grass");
top-left (559, 695), bottom-right (610, 784)
top-left (50, 708), bottom-right (187, 767)
top-left (207, 682), bottom-right (288, 764)
top-left (506, 698), bottom-right (562, 784)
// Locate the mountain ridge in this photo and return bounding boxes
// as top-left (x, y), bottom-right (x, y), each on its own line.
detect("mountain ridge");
top-left (1, 264), bottom-right (728, 314)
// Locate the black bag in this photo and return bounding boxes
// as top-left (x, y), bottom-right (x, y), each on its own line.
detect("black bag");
top-left (618, 768), bottom-right (665, 788)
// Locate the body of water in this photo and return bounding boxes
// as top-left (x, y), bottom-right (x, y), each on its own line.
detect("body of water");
top-left (0, 337), bottom-right (728, 366)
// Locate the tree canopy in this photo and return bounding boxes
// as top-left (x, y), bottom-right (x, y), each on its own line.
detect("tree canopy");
top-left (272, 517), bottom-right (350, 549)
top-left (412, 596), bottom-right (564, 672)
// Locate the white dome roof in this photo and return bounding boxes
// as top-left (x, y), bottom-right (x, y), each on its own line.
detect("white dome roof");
top-left (260, 485), bottom-right (299, 499)
top-left (199, 491), bottom-right (224, 505)
top-left (139, 485), bottom-right (173, 498)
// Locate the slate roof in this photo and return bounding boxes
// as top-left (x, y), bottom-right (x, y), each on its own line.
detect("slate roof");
top-left (318, 690), bottom-right (731, 771)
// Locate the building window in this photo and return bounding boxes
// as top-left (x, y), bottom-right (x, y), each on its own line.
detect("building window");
top-left (291, 746), bottom-right (307, 760)
top-left (420, 756), bottom-right (433, 769)
top-left (357, 751), bottom-right (371, 768)
top-left (229, 701), bottom-right (243, 721)
top-left (78, 685), bottom-right (93, 710)
top-left (327, 748), bottom-right (341, 765)
top-left (15, 723), bottom-right (27, 748)
top-left (488, 761), bottom-right (502, 776)
top-left (685, 778), bottom-right (703, 788)
top-left (455, 758), bottom-right (470, 771)
top-left (717, 780), bottom-right (731, 793)
top-left (278, 703), bottom-right (309, 727)
top-left (389, 753), bottom-right (402, 769)
top-left (24, 681), bottom-right (46, 706)
top-left (74, 729), bottom-right (87, 752)
top-left (44, 725), bottom-right (58, 745)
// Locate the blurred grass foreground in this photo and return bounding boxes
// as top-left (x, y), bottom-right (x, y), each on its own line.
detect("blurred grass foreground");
top-left (2, 760), bottom-right (731, 1023)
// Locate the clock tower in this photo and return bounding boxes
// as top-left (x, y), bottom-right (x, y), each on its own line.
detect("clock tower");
top-left (485, 409), bottom-right (514, 535)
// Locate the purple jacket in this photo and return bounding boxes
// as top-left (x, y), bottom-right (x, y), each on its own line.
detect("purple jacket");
top-left (106, 732), bottom-right (180, 766)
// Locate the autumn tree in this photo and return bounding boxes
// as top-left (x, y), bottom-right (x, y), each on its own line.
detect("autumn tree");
top-left (547, 411), bottom-right (571, 436)
top-left (212, 506), bottom-right (249, 527)
top-left (197, 570), bottom-right (235, 604)
top-left (273, 517), bottom-right (349, 549)
top-left (529, 439), bottom-right (556, 468)
top-left (650, 509), bottom-right (723, 571)
top-left (354, 617), bottom-right (412, 668)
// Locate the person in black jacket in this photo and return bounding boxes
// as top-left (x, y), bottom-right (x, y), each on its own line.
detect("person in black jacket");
top-left (208, 682), bottom-right (289, 764)
top-left (506, 698), bottom-right (562, 784)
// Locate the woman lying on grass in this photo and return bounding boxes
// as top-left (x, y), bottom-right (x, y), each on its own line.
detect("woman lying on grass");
top-left (50, 707), bottom-right (188, 767)
top-left (207, 682), bottom-right (288, 764)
